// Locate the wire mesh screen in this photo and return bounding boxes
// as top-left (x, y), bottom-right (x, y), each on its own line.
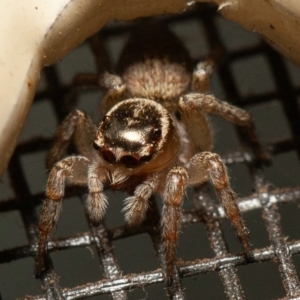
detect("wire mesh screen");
top-left (1, 3), bottom-right (300, 299)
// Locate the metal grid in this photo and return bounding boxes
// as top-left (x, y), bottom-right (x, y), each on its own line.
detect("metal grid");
top-left (1, 3), bottom-right (300, 299)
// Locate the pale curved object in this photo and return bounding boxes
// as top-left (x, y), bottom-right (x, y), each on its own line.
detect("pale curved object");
top-left (1, 0), bottom-right (300, 177)
top-left (197, 0), bottom-right (300, 66)
top-left (0, 0), bottom-right (188, 176)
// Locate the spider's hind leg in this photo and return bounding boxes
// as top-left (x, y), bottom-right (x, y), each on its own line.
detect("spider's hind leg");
top-left (179, 92), bottom-right (269, 164)
top-left (192, 59), bottom-right (215, 93)
top-left (71, 33), bottom-right (127, 118)
top-left (46, 110), bottom-right (97, 170)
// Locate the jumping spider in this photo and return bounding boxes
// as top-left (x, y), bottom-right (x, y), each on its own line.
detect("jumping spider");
top-left (37, 21), bottom-right (264, 281)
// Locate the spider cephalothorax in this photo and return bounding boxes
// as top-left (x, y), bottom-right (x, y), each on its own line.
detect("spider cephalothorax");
top-left (37, 20), bottom-right (265, 284)
top-left (94, 98), bottom-right (179, 173)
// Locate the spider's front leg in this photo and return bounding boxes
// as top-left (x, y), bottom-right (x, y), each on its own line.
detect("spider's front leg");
top-left (161, 167), bottom-right (188, 282)
top-left (37, 156), bottom-right (108, 275)
top-left (186, 152), bottom-right (251, 255)
top-left (37, 156), bottom-right (91, 274)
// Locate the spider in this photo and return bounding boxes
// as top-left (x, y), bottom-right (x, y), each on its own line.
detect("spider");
top-left (37, 20), bottom-right (265, 282)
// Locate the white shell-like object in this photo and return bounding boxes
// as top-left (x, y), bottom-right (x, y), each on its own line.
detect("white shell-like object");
top-left (1, 0), bottom-right (300, 176)
top-left (197, 0), bottom-right (300, 66)
top-left (0, 0), bottom-right (188, 176)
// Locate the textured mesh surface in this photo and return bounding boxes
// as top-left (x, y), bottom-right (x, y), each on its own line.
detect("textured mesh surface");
top-left (1, 4), bottom-right (300, 299)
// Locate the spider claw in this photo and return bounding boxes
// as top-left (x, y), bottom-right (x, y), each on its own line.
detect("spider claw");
top-left (165, 275), bottom-right (174, 287)
top-left (35, 253), bottom-right (51, 278)
top-left (244, 249), bottom-right (254, 262)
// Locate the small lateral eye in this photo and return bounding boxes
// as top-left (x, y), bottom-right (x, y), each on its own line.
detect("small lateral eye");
top-left (101, 149), bottom-right (116, 164)
top-left (101, 116), bottom-right (111, 130)
top-left (102, 115), bottom-right (113, 125)
top-left (120, 155), bottom-right (140, 168)
top-left (93, 142), bottom-right (101, 151)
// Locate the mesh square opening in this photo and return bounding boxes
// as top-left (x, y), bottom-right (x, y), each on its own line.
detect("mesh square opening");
top-left (113, 234), bottom-right (159, 274)
top-left (51, 246), bottom-right (105, 288)
top-left (238, 261), bottom-right (286, 299)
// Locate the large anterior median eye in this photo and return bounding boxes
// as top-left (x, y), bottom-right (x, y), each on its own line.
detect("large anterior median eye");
top-left (120, 155), bottom-right (140, 168)
top-left (101, 149), bottom-right (116, 164)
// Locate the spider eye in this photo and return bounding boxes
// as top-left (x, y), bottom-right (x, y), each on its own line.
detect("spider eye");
top-left (120, 155), bottom-right (140, 168)
top-left (151, 127), bottom-right (162, 140)
top-left (101, 115), bottom-right (111, 130)
top-left (102, 115), bottom-right (110, 122)
top-left (93, 142), bottom-right (101, 151)
top-left (154, 128), bottom-right (161, 136)
top-left (101, 149), bottom-right (116, 164)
